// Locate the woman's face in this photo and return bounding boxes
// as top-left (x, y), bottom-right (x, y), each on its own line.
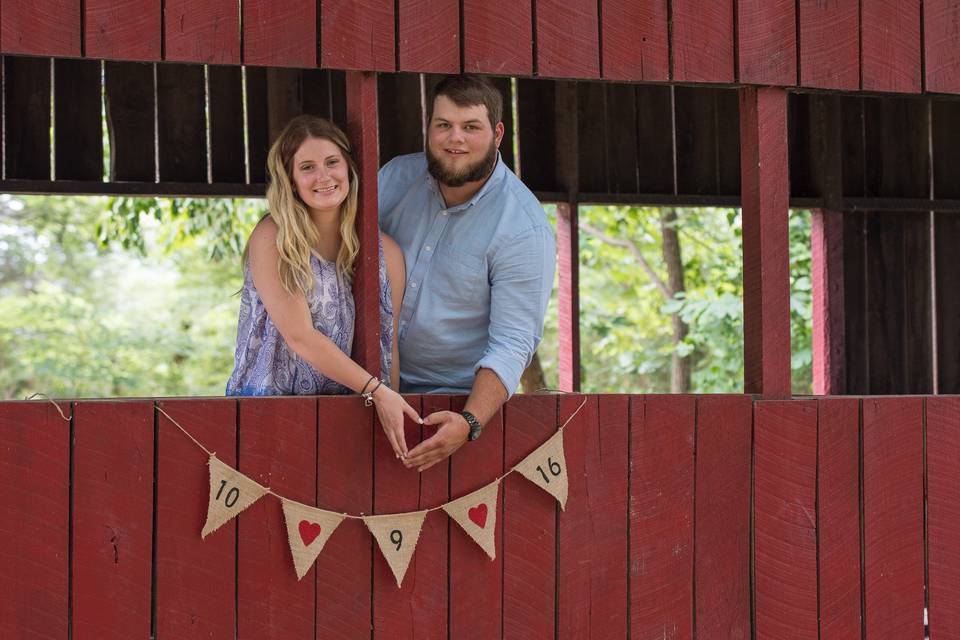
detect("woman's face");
top-left (291, 137), bottom-right (350, 216)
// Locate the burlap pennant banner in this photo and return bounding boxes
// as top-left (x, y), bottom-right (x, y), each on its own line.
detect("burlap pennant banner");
top-left (201, 456), bottom-right (269, 538)
top-left (281, 499), bottom-right (346, 580)
top-left (442, 480), bottom-right (500, 560)
top-left (363, 510), bottom-right (428, 587)
top-left (514, 429), bottom-right (569, 510)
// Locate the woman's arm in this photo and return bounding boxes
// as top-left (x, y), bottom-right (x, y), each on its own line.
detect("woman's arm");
top-left (248, 219), bottom-right (418, 456)
top-left (381, 233), bottom-right (405, 391)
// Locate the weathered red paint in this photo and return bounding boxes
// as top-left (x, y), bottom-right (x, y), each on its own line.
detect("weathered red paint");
top-left (924, 0), bottom-right (960, 94)
top-left (630, 395), bottom-right (695, 639)
top-left (243, 0), bottom-right (315, 67)
top-left (398, 0), bottom-right (458, 73)
top-left (812, 209), bottom-right (846, 395)
top-left (817, 398), bottom-right (862, 640)
top-left (155, 399), bottom-right (237, 638)
top-left (862, 397), bottom-right (925, 639)
top-left (601, 0), bottom-right (668, 81)
top-left (694, 395), bottom-right (752, 640)
top-left (926, 397), bottom-right (960, 638)
top-left (754, 400), bottom-right (818, 639)
top-left (463, 0), bottom-right (532, 75)
top-left (85, 0), bottom-right (160, 61)
top-left (557, 202), bottom-right (580, 392)
top-left (671, 0), bottom-right (735, 82)
top-left (535, 0), bottom-right (599, 79)
top-left (861, 0), bottom-right (922, 93)
top-left (321, 0), bottom-right (394, 72)
top-left (1, 0), bottom-right (80, 56)
top-left (798, 0), bottom-right (860, 90)
top-left (737, 0), bottom-right (797, 85)
top-left (740, 86), bottom-right (791, 396)
top-left (165, 0), bottom-right (240, 64)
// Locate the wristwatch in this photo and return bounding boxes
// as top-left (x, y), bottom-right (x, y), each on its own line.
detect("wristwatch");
top-left (461, 410), bottom-right (483, 441)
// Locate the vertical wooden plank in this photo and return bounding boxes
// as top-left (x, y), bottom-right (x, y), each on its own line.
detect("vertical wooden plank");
top-left (266, 68), bottom-right (304, 144)
top-left (635, 85), bottom-right (675, 194)
top-left (54, 58), bottom-right (103, 182)
top-left (601, 0), bottom-right (668, 81)
top-left (463, 0), bottom-right (532, 75)
top-left (346, 70), bottom-right (382, 376)
top-left (862, 397), bottom-right (924, 639)
top-left (811, 210), bottom-right (846, 395)
top-left (1, 0), bottom-right (80, 56)
top-left (503, 394), bottom-right (558, 639)
top-left (417, 396), bottom-right (450, 636)
top-left (535, 0), bottom-right (599, 78)
top-left (740, 86), bottom-right (791, 396)
top-left (155, 399), bottom-right (236, 639)
top-left (754, 400), bottom-right (818, 639)
top-left (798, 0), bottom-right (860, 90)
top-left (398, 0), bottom-right (458, 72)
top-left (516, 78), bottom-right (557, 192)
top-left (927, 397), bottom-right (960, 637)
top-left (674, 87), bottom-right (720, 195)
top-left (817, 398), bottom-right (862, 640)
top-left (104, 61), bottom-right (156, 182)
top-left (557, 395), bottom-right (628, 638)
top-left (0, 401), bottom-right (70, 639)
top-left (604, 83), bottom-right (640, 194)
top-left (630, 395), bottom-right (694, 639)
top-left (165, 0), bottom-right (240, 64)
top-left (491, 76), bottom-right (515, 172)
top-left (315, 397), bottom-right (374, 639)
top-left (321, 0), bottom-right (394, 71)
top-left (449, 396), bottom-right (502, 638)
top-left (576, 82), bottom-right (607, 193)
top-left (935, 212), bottom-right (960, 392)
top-left (244, 67), bottom-right (269, 185)
top-left (208, 65), bottom-right (246, 184)
top-left (861, 0), bottom-right (922, 93)
top-left (157, 63), bottom-right (207, 183)
top-left (557, 202), bottom-right (581, 393)
top-left (925, 0), bottom-right (960, 93)
top-left (371, 396), bottom-right (423, 636)
top-left (72, 400), bottom-right (154, 639)
top-left (243, 0), bottom-right (315, 67)
top-left (694, 395), bottom-right (752, 640)
top-left (865, 212), bottom-right (933, 394)
top-left (736, 0), bottom-right (797, 85)
top-left (236, 397), bottom-right (316, 640)
top-left (863, 97), bottom-right (929, 199)
top-left (671, 0), bottom-right (735, 82)
top-left (85, 0), bottom-right (161, 61)
top-left (4, 56), bottom-right (51, 180)
top-left (716, 89), bottom-right (742, 195)
top-left (842, 213), bottom-right (869, 394)
top-left (377, 73), bottom-right (424, 167)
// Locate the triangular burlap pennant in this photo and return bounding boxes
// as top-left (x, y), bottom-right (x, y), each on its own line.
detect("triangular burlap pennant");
top-left (513, 429), bottom-right (569, 510)
top-left (201, 455), bottom-right (269, 538)
top-left (281, 499), bottom-right (346, 580)
top-left (442, 480), bottom-right (500, 560)
top-left (363, 510), bottom-right (428, 587)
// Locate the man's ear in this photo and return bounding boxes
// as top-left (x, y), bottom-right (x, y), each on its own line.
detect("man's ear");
top-left (494, 122), bottom-right (505, 148)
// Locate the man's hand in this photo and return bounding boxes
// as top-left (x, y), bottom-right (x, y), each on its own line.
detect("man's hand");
top-left (403, 411), bottom-right (470, 472)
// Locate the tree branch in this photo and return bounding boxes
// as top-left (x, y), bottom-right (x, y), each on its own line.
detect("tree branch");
top-left (578, 220), bottom-right (672, 299)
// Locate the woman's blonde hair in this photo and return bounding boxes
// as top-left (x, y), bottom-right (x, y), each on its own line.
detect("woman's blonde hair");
top-left (248, 115), bottom-right (360, 297)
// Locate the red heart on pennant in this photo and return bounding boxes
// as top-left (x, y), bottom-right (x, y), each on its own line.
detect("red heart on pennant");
top-left (299, 520), bottom-right (322, 546)
top-left (468, 504), bottom-right (488, 529)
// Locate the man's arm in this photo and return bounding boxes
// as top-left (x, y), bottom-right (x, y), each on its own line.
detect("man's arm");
top-left (402, 368), bottom-right (507, 472)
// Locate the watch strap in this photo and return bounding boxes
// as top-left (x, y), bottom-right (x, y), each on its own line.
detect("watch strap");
top-left (461, 410), bottom-right (483, 441)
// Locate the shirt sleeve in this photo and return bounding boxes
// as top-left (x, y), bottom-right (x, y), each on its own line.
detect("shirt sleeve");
top-left (475, 223), bottom-right (557, 397)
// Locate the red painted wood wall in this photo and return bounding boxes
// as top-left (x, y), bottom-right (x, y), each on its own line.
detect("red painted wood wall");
top-left (0, 394), bottom-right (949, 637)
top-left (0, 0), bottom-right (953, 93)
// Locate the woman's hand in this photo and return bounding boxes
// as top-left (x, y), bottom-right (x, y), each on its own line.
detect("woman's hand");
top-left (372, 385), bottom-right (421, 459)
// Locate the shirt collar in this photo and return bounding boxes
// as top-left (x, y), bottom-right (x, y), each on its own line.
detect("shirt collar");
top-left (426, 151), bottom-right (506, 213)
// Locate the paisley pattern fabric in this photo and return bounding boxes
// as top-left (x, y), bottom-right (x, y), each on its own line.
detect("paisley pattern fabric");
top-left (226, 244), bottom-right (393, 396)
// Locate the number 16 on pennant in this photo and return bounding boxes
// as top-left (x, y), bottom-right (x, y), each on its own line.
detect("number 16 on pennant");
top-left (514, 430), bottom-right (569, 510)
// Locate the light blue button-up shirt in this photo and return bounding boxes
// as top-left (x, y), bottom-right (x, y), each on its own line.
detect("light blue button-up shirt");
top-left (378, 152), bottom-right (556, 396)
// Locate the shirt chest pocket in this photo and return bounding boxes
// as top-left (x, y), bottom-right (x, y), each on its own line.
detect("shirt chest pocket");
top-left (431, 245), bottom-right (488, 304)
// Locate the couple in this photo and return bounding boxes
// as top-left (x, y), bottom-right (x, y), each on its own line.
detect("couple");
top-left (226, 74), bottom-right (556, 472)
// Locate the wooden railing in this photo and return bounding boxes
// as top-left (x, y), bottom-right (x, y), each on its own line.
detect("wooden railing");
top-left (1, 394), bottom-right (956, 638)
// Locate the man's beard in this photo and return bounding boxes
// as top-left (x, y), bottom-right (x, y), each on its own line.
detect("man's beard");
top-left (426, 139), bottom-right (498, 188)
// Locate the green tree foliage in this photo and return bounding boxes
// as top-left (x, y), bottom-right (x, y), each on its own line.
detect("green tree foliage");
top-left (536, 205), bottom-right (812, 394)
top-left (0, 195), bottom-right (264, 399)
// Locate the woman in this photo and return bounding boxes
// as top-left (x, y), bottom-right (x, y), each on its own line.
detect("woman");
top-left (227, 115), bottom-right (416, 458)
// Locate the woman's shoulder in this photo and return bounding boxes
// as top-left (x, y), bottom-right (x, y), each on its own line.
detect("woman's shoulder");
top-left (379, 232), bottom-right (402, 258)
top-left (248, 215), bottom-right (278, 252)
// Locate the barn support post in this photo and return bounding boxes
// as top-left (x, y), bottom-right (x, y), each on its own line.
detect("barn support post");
top-left (810, 94), bottom-right (846, 395)
top-left (739, 86), bottom-right (792, 396)
top-left (346, 70), bottom-right (382, 377)
top-left (555, 81), bottom-right (581, 392)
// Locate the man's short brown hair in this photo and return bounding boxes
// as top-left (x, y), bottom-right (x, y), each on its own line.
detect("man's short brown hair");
top-left (427, 74), bottom-right (503, 130)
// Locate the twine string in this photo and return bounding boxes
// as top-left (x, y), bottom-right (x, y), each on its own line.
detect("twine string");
top-left (24, 393), bottom-right (72, 421)
top-left (155, 405), bottom-right (216, 457)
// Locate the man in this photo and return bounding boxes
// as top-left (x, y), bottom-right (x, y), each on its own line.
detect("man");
top-left (378, 74), bottom-right (556, 472)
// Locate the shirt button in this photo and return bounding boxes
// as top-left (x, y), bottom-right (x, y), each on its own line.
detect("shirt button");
top-left (441, 211), bottom-right (448, 217)
top-left (410, 282), bottom-right (418, 289)
top-left (425, 245), bottom-right (432, 251)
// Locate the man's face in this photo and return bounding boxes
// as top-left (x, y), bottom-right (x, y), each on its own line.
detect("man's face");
top-left (426, 95), bottom-right (505, 188)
